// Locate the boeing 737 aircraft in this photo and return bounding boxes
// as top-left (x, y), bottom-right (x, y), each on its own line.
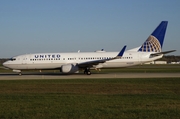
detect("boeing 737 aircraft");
top-left (3, 21), bottom-right (175, 75)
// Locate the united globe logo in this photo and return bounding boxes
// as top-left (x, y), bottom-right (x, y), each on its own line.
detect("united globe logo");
top-left (138, 35), bottom-right (161, 52)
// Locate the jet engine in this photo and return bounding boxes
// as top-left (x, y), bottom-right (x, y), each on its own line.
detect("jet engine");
top-left (61, 64), bottom-right (79, 73)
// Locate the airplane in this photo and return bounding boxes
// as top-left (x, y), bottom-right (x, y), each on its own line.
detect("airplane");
top-left (3, 21), bottom-right (175, 75)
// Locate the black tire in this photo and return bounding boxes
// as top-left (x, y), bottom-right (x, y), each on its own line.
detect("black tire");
top-left (87, 71), bottom-right (91, 75)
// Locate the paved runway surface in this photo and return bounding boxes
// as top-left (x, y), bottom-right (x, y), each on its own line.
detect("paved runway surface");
top-left (0, 72), bottom-right (180, 80)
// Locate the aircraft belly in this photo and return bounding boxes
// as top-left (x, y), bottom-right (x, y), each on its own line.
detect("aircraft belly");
top-left (103, 61), bottom-right (140, 68)
top-left (27, 63), bottom-right (63, 69)
top-left (9, 63), bottom-right (63, 70)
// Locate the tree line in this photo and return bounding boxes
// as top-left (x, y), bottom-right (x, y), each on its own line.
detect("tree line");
top-left (159, 55), bottom-right (180, 63)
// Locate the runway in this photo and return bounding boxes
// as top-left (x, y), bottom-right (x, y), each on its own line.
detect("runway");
top-left (0, 72), bottom-right (180, 80)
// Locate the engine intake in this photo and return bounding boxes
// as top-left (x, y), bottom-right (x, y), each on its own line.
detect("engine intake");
top-left (61, 64), bottom-right (79, 73)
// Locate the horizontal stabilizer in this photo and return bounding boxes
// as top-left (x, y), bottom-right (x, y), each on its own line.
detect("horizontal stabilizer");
top-left (150, 50), bottom-right (176, 57)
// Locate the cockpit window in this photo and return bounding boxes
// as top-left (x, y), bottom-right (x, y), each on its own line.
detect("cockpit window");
top-left (10, 58), bottom-right (16, 61)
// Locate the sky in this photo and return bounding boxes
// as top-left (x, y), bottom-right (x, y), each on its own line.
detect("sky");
top-left (0, 0), bottom-right (180, 58)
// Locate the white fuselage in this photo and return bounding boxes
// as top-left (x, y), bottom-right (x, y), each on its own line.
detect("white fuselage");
top-left (3, 50), bottom-right (163, 70)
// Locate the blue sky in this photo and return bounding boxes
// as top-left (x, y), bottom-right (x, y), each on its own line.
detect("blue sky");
top-left (0, 0), bottom-right (180, 58)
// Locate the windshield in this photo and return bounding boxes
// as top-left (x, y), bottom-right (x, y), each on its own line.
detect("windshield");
top-left (9, 58), bottom-right (16, 61)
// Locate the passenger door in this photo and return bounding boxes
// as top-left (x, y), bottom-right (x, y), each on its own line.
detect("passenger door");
top-left (22, 55), bottom-right (28, 69)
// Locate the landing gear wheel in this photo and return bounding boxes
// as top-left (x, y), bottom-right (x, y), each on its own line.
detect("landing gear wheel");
top-left (87, 71), bottom-right (91, 75)
top-left (84, 68), bottom-right (91, 75)
top-left (19, 72), bottom-right (22, 76)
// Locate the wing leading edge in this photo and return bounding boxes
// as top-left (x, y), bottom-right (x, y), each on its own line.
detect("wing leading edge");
top-left (78, 45), bottom-right (126, 68)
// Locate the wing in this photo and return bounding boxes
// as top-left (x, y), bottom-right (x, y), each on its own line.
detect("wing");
top-left (78, 45), bottom-right (126, 68)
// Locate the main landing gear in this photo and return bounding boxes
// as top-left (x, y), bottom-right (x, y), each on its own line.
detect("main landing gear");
top-left (84, 68), bottom-right (91, 75)
top-left (19, 72), bottom-right (22, 76)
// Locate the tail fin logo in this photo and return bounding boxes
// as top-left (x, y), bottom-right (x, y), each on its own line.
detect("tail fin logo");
top-left (138, 21), bottom-right (168, 52)
top-left (138, 35), bottom-right (161, 52)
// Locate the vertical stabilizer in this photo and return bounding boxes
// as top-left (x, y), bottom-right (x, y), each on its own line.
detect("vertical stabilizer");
top-left (138, 21), bottom-right (168, 52)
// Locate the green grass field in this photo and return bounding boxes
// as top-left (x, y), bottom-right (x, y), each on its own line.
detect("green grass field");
top-left (0, 78), bottom-right (180, 119)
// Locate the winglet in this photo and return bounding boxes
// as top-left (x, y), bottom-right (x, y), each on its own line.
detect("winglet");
top-left (117, 45), bottom-right (126, 57)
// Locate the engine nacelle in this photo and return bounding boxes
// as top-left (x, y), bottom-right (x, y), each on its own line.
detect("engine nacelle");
top-left (61, 64), bottom-right (79, 73)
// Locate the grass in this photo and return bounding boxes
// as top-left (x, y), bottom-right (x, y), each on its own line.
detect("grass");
top-left (0, 78), bottom-right (180, 119)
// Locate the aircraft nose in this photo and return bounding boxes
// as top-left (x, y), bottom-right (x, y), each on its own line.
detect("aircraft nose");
top-left (3, 62), bottom-right (9, 68)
